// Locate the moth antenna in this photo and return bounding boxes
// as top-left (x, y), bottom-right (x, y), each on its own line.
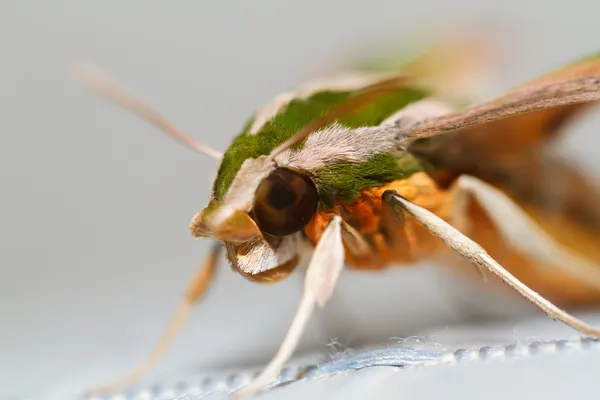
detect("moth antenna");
top-left (72, 61), bottom-right (223, 160)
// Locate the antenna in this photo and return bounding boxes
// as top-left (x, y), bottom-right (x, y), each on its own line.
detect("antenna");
top-left (73, 61), bottom-right (223, 160)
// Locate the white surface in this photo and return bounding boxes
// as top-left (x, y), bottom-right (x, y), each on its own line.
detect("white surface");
top-left (259, 313), bottom-right (600, 400)
top-left (71, 312), bottom-right (600, 399)
top-left (3, 1), bottom-right (600, 399)
top-left (261, 339), bottom-right (600, 400)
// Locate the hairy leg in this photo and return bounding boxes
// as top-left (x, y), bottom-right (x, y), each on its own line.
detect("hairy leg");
top-left (87, 242), bottom-right (222, 394)
top-left (234, 216), bottom-right (345, 398)
top-left (383, 190), bottom-right (600, 338)
top-left (449, 175), bottom-right (600, 290)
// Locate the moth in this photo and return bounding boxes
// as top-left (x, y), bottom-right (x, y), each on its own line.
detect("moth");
top-left (76, 35), bottom-right (600, 398)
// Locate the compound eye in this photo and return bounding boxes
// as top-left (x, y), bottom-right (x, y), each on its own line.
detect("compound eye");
top-left (252, 168), bottom-right (318, 236)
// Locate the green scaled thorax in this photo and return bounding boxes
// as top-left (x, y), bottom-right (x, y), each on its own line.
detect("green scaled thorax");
top-left (212, 88), bottom-right (427, 204)
top-left (212, 54), bottom-right (435, 209)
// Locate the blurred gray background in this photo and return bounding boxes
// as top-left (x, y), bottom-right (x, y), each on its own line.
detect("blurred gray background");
top-left (3, 1), bottom-right (600, 399)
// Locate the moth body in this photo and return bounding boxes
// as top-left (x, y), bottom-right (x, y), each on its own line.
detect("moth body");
top-left (77, 36), bottom-right (600, 398)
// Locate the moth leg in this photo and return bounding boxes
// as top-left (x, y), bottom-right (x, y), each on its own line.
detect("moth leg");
top-left (384, 190), bottom-right (600, 338)
top-left (447, 176), bottom-right (492, 282)
top-left (87, 242), bottom-right (222, 395)
top-left (450, 175), bottom-right (600, 290)
top-left (339, 219), bottom-right (374, 259)
top-left (234, 216), bottom-right (345, 398)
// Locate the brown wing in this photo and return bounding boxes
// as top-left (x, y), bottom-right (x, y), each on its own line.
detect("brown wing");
top-left (407, 53), bottom-right (600, 142)
top-left (417, 54), bottom-right (600, 159)
top-left (409, 52), bottom-right (600, 229)
top-left (409, 53), bottom-right (600, 305)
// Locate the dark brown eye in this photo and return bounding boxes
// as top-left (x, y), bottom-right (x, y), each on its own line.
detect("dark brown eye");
top-left (252, 168), bottom-right (318, 236)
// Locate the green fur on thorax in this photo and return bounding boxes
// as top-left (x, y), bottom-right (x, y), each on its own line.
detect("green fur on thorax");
top-left (212, 87), bottom-right (427, 209)
top-left (315, 152), bottom-right (422, 208)
top-left (206, 48), bottom-right (600, 214)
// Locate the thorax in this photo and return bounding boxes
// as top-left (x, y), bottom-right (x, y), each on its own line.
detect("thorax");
top-left (304, 171), bottom-right (451, 269)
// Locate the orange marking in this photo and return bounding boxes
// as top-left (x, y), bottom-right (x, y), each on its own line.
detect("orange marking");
top-left (305, 171), bottom-right (600, 306)
top-left (305, 172), bottom-right (449, 269)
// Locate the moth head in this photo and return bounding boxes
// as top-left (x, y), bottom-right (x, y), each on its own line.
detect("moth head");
top-left (190, 163), bottom-right (319, 240)
top-left (75, 62), bottom-right (416, 282)
top-left (74, 61), bottom-right (328, 283)
top-left (190, 153), bottom-right (319, 282)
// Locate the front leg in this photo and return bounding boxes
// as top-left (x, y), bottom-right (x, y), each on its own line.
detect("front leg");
top-left (234, 216), bottom-right (345, 398)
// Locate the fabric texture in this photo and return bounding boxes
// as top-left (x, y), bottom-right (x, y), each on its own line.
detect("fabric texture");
top-left (70, 312), bottom-right (600, 400)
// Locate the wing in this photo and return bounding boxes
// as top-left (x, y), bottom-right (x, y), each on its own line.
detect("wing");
top-left (410, 52), bottom-right (600, 159)
top-left (408, 52), bottom-right (600, 302)
top-left (409, 52), bottom-right (600, 227)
